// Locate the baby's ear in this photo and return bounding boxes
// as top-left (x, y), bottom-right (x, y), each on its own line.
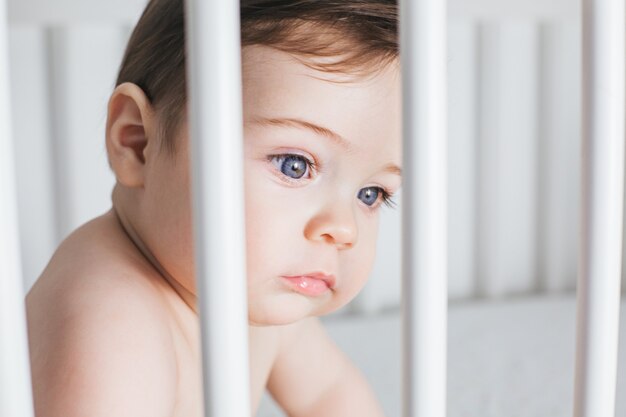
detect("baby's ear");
top-left (105, 83), bottom-right (156, 188)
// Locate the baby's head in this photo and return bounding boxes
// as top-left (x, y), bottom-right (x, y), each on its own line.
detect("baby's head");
top-left (105, 0), bottom-right (401, 326)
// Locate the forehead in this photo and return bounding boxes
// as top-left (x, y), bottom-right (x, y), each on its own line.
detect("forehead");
top-left (241, 45), bottom-right (401, 161)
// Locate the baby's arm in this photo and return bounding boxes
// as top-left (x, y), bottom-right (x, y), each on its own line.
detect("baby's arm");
top-left (27, 280), bottom-right (177, 417)
top-left (267, 316), bottom-right (386, 417)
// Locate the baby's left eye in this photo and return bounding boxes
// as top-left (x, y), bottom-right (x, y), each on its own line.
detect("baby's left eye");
top-left (358, 187), bottom-right (380, 206)
top-left (358, 187), bottom-right (397, 210)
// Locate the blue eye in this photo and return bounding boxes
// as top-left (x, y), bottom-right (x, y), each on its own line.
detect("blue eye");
top-left (269, 154), bottom-right (313, 180)
top-left (358, 187), bottom-right (380, 206)
top-left (358, 186), bottom-right (397, 209)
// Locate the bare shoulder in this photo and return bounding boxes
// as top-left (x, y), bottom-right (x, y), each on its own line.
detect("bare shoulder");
top-left (26, 216), bottom-right (178, 417)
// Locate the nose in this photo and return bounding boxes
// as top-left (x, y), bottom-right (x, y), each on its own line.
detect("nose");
top-left (303, 200), bottom-right (358, 249)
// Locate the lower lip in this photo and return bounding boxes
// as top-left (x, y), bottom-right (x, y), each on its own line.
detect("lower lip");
top-left (281, 276), bottom-right (331, 296)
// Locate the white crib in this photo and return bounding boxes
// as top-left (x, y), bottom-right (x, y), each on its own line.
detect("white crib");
top-left (2, 0), bottom-right (625, 416)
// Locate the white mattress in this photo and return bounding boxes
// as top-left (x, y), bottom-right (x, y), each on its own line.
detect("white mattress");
top-left (257, 294), bottom-right (626, 417)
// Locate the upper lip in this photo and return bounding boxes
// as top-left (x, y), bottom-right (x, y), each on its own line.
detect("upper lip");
top-left (283, 272), bottom-right (337, 289)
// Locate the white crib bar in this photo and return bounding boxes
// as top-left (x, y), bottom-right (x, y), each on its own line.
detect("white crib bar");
top-left (0, 0), bottom-right (35, 416)
top-left (184, 1), bottom-right (251, 417)
top-left (574, 0), bottom-right (625, 416)
top-left (399, 0), bottom-right (448, 416)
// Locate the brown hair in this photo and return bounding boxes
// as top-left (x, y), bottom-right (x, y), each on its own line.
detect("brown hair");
top-left (115, 0), bottom-right (398, 154)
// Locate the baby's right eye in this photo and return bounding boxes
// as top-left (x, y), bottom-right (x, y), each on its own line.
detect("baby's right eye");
top-left (267, 154), bottom-right (316, 181)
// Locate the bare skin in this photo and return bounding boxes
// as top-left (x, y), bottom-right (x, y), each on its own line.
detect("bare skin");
top-left (26, 45), bottom-right (401, 416)
top-left (26, 210), bottom-right (279, 416)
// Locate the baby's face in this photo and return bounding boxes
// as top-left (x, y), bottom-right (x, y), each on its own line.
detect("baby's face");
top-left (142, 45), bottom-right (401, 326)
top-left (240, 46), bottom-right (402, 325)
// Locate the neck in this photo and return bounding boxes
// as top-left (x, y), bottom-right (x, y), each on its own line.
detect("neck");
top-left (111, 189), bottom-right (199, 315)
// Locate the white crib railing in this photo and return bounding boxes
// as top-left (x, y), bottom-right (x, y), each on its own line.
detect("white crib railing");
top-left (184, 0), bottom-right (251, 415)
top-left (574, 0), bottom-right (625, 415)
top-left (400, 0), bottom-right (448, 415)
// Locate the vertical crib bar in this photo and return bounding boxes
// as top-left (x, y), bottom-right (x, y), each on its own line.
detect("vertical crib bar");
top-left (0, 0), bottom-right (35, 416)
top-left (184, 1), bottom-right (251, 417)
top-left (399, 0), bottom-right (448, 416)
top-left (574, 0), bottom-right (625, 416)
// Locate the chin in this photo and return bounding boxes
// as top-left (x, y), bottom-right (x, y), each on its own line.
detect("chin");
top-left (247, 294), bottom-right (331, 326)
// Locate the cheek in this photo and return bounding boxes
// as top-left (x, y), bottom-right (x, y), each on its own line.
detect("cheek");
top-left (243, 174), bottom-right (296, 275)
top-left (342, 217), bottom-right (379, 289)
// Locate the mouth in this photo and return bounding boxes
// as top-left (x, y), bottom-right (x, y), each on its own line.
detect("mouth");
top-left (280, 272), bottom-right (336, 297)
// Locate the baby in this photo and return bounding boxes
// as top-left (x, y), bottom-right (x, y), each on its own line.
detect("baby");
top-left (25, 0), bottom-right (401, 416)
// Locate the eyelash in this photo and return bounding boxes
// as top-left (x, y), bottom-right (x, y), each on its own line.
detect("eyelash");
top-left (266, 153), bottom-right (397, 210)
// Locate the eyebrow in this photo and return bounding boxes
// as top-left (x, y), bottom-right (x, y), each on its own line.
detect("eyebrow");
top-left (380, 162), bottom-right (402, 176)
top-left (247, 116), bottom-right (402, 176)
top-left (247, 116), bottom-right (353, 151)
